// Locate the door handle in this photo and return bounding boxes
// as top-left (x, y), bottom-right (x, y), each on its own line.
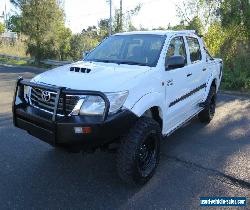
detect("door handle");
top-left (166, 79), bottom-right (173, 86)
top-left (187, 73), bottom-right (192, 77)
top-left (202, 68), bottom-right (207, 71)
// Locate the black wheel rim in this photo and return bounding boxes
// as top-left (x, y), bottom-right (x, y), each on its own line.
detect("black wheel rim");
top-left (209, 95), bottom-right (216, 118)
top-left (136, 133), bottom-right (158, 177)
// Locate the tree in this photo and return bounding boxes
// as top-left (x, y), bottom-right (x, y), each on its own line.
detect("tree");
top-left (218, 0), bottom-right (249, 66)
top-left (186, 16), bottom-right (204, 35)
top-left (220, 0), bottom-right (249, 30)
top-left (82, 26), bottom-right (99, 40)
top-left (57, 27), bottom-right (72, 60)
top-left (167, 21), bottom-right (186, 30)
top-left (118, 0), bottom-right (123, 32)
top-left (7, 15), bottom-right (22, 32)
top-left (12, 0), bottom-right (69, 63)
top-left (113, 3), bottom-right (141, 33)
top-left (69, 33), bottom-right (99, 61)
top-left (203, 21), bottom-right (225, 56)
top-left (167, 16), bottom-right (204, 35)
top-left (98, 19), bottom-right (109, 39)
top-left (10, 0), bottom-right (24, 9)
top-left (125, 4), bottom-right (141, 31)
top-left (176, 0), bottom-right (220, 32)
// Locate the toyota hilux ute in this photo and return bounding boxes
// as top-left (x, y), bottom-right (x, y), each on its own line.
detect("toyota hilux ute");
top-left (13, 30), bottom-right (223, 185)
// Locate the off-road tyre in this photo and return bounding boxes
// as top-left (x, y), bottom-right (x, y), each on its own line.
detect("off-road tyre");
top-left (116, 117), bottom-right (161, 185)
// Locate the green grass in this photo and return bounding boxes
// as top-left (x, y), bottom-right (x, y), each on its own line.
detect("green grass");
top-left (0, 57), bottom-right (53, 69)
top-left (0, 39), bottom-right (29, 58)
top-left (0, 57), bottom-right (27, 65)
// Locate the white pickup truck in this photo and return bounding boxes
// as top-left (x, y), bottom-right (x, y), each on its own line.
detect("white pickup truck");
top-left (13, 30), bottom-right (223, 185)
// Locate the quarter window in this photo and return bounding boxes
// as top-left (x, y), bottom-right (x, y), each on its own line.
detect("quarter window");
top-left (166, 36), bottom-right (187, 63)
top-left (186, 37), bottom-right (202, 63)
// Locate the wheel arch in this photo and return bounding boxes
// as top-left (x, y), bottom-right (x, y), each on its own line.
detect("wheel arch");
top-left (130, 92), bottom-right (165, 130)
top-left (211, 78), bottom-right (217, 89)
top-left (204, 76), bottom-right (218, 101)
top-left (142, 106), bottom-right (163, 130)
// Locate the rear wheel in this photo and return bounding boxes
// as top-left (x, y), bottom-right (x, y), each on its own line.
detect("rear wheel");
top-left (116, 117), bottom-right (161, 185)
top-left (198, 86), bottom-right (216, 123)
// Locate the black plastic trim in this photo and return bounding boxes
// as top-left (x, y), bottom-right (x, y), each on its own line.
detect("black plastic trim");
top-left (169, 83), bottom-right (206, 107)
top-left (13, 78), bottom-right (138, 149)
top-left (14, 107), bottom-right (138, 148)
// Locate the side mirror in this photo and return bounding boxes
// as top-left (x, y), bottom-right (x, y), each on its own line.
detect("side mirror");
top-left (82, 51), bottom-right (90, 59)
top-left (165, 55), bottom-right (185, 70)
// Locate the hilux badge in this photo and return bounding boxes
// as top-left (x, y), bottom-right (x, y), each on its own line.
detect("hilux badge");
top-left (41, 91), bottom-right (51, 102)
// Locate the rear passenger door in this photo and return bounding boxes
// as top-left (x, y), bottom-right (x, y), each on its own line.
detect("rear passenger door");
top-left (185, 36), bottom-right (206, 105)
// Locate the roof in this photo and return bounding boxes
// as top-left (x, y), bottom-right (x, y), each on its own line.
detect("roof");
top-left (114, 30), bottom-right (197, 36)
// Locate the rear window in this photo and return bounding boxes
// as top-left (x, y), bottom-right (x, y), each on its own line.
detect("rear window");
top-left (186, 37), bottom-right (202, 63)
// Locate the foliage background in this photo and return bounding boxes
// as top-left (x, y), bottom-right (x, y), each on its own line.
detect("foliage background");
top-left (0, 0), bottom-right (249, 91)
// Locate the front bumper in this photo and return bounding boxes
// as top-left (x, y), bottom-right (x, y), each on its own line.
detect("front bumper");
top-left (13, 78), bottom-right (138, 149)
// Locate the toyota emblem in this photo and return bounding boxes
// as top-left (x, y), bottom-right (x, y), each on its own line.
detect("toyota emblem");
top-left (41, 91), bottom-right (51, 102)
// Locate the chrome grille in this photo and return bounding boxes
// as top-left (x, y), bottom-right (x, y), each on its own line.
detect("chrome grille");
top-left (30, 88), bottom-right (79, 115)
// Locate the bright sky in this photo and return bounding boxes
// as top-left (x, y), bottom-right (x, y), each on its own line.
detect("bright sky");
top-left (0, 0), bottom-right (181, 34)
top-left (0, 0), bottom-right (9, 14)
top-left (65, 0), bottom-right (180, 33)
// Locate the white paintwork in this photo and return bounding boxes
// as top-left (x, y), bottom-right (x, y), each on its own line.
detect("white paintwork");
top-left (31, 30), bottom-right (222, 136)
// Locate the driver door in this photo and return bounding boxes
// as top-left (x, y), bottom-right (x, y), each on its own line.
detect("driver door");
top-left (163, 36), bottom-right (191, 133)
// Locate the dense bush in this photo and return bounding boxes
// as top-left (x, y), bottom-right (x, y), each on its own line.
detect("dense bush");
top-left (69, 34), bottom-right (99, 61)
top-left (176, 0), bottom-right (250, 91)
top-left (204, 23), bottom-right (249, 90)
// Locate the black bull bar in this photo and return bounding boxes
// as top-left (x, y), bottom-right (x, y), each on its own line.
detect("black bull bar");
top-left (12, 77), bottom-right (110, 145)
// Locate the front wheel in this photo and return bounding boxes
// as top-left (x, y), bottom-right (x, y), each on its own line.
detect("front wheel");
top-left (116, 117), bottom-right (161, 185)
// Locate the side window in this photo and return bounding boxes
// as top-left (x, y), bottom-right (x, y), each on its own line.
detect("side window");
top-left (166, 36), bottom-right (187, 63)
top-left (186, 37), bottom-right (202, 63)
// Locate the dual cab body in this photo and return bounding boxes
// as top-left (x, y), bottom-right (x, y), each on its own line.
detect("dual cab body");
top-left (13, 30), bottom-right (222, 185)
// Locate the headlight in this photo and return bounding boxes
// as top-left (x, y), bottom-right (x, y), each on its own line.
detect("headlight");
top-left (79, 95), bottom-right (105, 116)
top-left (105, 91), bottom-right (129, 114)
top-left (74, 91), bottom-right (128, 116)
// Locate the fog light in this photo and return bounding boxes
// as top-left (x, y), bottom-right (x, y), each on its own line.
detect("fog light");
top-left (74, 127), bottom-right (92, 134)
top-left (74, 127), bottom-right (83, 134)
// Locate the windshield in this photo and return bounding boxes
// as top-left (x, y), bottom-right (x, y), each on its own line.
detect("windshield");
top-left (85, 34), bottom-right (166, 67)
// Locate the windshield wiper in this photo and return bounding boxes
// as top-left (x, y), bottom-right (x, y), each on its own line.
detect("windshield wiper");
top-left (90, 59), bottom-right (114, 63)
top-left (116, 61), bottom-right (148, 66)
top-left (87, 59), bottom-right (148, 66)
